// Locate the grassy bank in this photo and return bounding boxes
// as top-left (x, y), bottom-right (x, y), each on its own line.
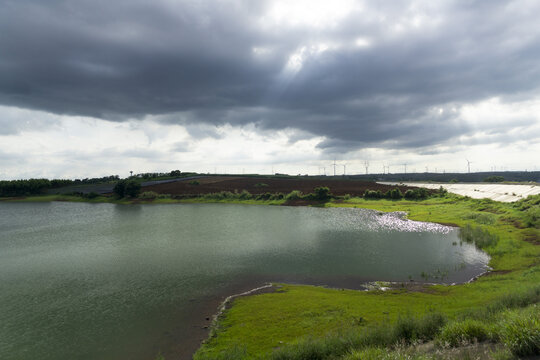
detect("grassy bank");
top-left (193, 195), bottom-right (539, 359)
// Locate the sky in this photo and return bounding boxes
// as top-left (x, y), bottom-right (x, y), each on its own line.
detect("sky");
top-left (1, 0), bottom-right (539, 180)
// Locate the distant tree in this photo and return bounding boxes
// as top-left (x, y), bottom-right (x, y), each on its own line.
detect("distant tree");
top-left (484, 176), bottom-right (505, 183)
top-left (170, 170), bottom-right (181, 177)
top-left (113, 180), bottom-right (141, 198)
top-left (125, 180), bottom-right (141, 197)
top-left (113, 180), bottom-right (126, 197)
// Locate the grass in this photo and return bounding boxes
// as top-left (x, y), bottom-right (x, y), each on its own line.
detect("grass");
top-left (194, 290), bottom-right (539, 360)
top-left (193, 194), bottom-right (539, 359)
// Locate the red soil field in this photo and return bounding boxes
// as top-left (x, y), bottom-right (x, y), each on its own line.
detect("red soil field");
top-left (142, 176), bottom-right (419, 197)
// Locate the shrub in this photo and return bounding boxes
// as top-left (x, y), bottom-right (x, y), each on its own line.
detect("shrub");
top-left (238, 190), bottom-right (252, 200)
top-left (84, 192), bottom-right (99, 199)
top-left (437, 319), bottom-right (491, 347)
top-left (404, 190), bottom-right (416, 199)
top-left (313, 186), bottom-right (331, 201)
top-left (437, 186), bottom-right (448, 197)
top-left (189, 180), bottom-right (200, 185)
top-left (254, 183), bottom-right (269, 188)
top-left (385, 188), bottom-right (403, 200)
top-left (285, 190), bottom-right (303, 200)
top-left (394, 312), bottom-right (447, 343)
top-left (403, 188), bottom-right (430, 200)
top-left (139, 191), bottom-right (159, 199)
top-left (256, 192), bottom-right (273, 200)
top-left (523, 206), bottom-right (539, 229)
top-left (363, 190), bottom-right (383, 199)
top-left (497, 306), bottom-right (540, 356)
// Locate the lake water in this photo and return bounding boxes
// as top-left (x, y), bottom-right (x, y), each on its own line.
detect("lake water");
top-left (0, 202), bottom-right (489, 360)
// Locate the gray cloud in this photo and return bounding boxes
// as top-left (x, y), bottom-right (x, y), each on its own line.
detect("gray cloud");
top-left (1, 0), bottom-right (540, 152)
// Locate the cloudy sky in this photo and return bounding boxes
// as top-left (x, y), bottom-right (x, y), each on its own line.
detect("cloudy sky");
top-left (1, 0), bottom-right (539, 179)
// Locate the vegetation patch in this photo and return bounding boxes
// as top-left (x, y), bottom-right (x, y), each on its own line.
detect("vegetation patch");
top-left (194, 194), bottom-right (540, 359)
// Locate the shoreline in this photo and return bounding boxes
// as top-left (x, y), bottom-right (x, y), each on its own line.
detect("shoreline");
top-left (194, 266), bottom-right (495, 359)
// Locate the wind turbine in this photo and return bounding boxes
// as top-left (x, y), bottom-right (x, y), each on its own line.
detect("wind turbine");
top-left (364, 160), bottom-right (369, 175)
top-left (332, 159), bottom-right (337, 176)
top-left (466, 159), bottom-right (473, 173)
top-left (342, 164), bottom-right (346, 176)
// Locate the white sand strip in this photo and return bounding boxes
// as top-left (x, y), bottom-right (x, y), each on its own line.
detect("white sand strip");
top-left (378, 182), bottom-right (540, 202)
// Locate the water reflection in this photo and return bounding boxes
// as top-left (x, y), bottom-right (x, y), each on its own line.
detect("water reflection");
top-left (0, 202), bottom-right (489, 360)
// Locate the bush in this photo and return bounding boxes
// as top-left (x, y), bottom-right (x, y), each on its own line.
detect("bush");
top-left (394, 312), bottom-right (447, 343)
top-left (404, 188), bottom-right (430, 200)
top-left (256, 192), bottom-right (273, 200)
top-left (313, 186), bottom-right (331, 201)
top-left (254, 183), bottom-right (269, 188)
top-left (238, 190), bottom-right (252, 200)
top-left (286, 190), bottom-right (303, 200)
top-left (437, 319), bottom-right (491, 347)
top-left (363, 190), bottom-right (383, 199)
top-left (139, 191), bottom-right (159, 199)
top-left (385, 188), bottom-right (403, 200)
top-left (498, 307), bottom-right (540, 356)
top-left (84, 192), bottom-right (99, 199)
top-left (437, 186), bottom-right (448, 197)
top-left (523, 206), bottom-right (539, 229)
top-left (189, 180), bottom-right (200, 185)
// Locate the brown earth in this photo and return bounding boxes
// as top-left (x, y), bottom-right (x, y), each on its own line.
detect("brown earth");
top-left (142, 176), bottom-right (422, 197)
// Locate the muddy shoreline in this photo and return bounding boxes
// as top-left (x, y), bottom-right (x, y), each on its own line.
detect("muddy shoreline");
top-left (184, 268), bottom-right (492, 359)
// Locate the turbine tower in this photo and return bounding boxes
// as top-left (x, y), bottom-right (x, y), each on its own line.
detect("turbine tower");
top-left (332, 159), bottom-right (337, 176)
top-left (364, 160), bottom-right (369, 175)
top-left (466, 159), bottom-right (473, 173)
top-left (342, 164), bottom-right (346, 176)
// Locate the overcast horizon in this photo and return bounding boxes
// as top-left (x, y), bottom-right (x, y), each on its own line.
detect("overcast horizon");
top-left (1, 0), bottom-right (539, 180)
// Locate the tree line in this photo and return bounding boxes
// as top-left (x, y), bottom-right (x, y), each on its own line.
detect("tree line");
top-left (0, 175), bottom-right (120, 197)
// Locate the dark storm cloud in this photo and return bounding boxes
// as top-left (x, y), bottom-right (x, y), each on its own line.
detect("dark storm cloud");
top-left (1, 0), bottom-right (540, 151)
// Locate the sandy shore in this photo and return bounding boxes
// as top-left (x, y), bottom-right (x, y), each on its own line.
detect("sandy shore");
top-left (379, 182), bottom-right (540, 202)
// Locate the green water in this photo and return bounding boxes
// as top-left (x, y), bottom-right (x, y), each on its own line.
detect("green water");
top-left (0, 202), bottom-right (488, 360)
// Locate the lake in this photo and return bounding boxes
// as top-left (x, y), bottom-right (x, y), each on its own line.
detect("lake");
top-left (0, 202), bottom-right (489, 360)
